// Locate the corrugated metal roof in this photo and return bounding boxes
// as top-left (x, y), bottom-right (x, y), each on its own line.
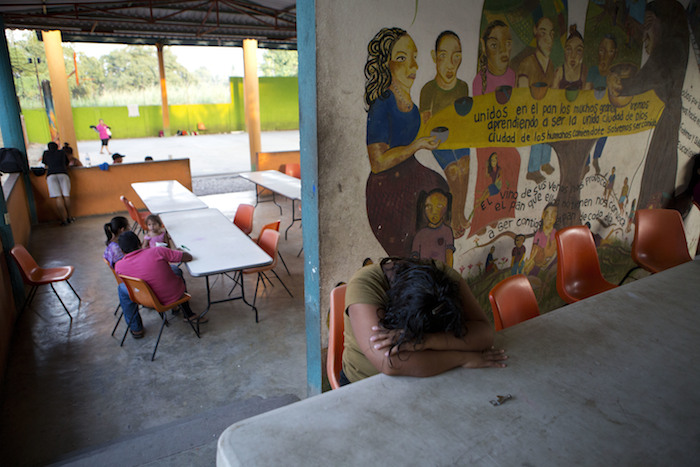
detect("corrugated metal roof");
top-left (0, 0), bottom-right (297, 49)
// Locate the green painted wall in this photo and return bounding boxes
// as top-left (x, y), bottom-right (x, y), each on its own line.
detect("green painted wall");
top-left (24, 77), bottom-right (299, 143)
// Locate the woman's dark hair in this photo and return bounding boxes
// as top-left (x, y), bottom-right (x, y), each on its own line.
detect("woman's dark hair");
top-left (379, 258), bottom-right (465, 360)
top-left (118, 231), bottom-right (141, 254)
top-left (62, 142), bottom-right (73, 156)
top-left (416, 188), bottom-right (452, 229)
top-left (104, 216), bottom-right (130, 245)
top-left (435, 30), bottom-right (460, 52)
top-left (364, 27), bottom-right (406, 108)
top-left (487, 152), bottom-right (500, 178)
top-left (477, 20), bottom-right (508, 94)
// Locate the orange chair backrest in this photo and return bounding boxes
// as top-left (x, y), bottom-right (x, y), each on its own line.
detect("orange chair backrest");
top-left (119, 274), bottom-right (191, 312)
top-left (233, 204), bottom-right (255, 235)
top-left (632, 209), bottom-right (692, 273)
top-left (256, 220), bottom-right (281, 244)
top-left (257, 229), bottom-right (279, 268)
top-left (10, 245), bottom-right (41, 284)
top-left (103, 257), bottom-right (123, 284)
top-left (555, 225), bottom-right (612, 302)
top-left (284, 163), bottom-right (301, 179)
top-left (489, 275), bottom-right (539, 331)
top-left (121, 195), bottom-right (146, 230)
top-left (327, 284), bottom-right (347, 390)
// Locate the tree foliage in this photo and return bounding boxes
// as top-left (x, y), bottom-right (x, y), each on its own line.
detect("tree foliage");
top-left (259, 49), bottom-right (298, 77)
top-left (6, 31), bottom-right (209, 108)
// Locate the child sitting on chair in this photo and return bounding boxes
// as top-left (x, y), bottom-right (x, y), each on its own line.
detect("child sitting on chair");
top-left (143, 214), bottom-right (172, 249)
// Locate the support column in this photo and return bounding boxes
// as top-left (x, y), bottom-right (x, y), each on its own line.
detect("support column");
top-left (156, 42), bottom-right (170, 137)
top-left (297, 0), bottom-right (321, 397)
top-left (42, 30), bottom-right (78, 159)
top-left (0, 15), bottom-right (34, 310)
top-left (243, 39), bottom-right (262, 169)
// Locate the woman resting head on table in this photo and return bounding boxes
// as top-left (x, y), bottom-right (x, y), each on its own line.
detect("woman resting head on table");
top-left (340, 257), bottom-right (507, 385)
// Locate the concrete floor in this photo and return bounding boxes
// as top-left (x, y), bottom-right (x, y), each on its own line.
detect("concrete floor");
top-left (0, 188), bottom-right (308, 466)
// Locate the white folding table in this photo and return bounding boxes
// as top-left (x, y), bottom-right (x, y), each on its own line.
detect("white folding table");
top-left (131, 180), bottom-right (208, 214)
top-left (239, 170), bottom-right (301, 239)
top-left (218, 260), bottom-right (700, 466)
top-left (159, 208), bottom-right (272, 323)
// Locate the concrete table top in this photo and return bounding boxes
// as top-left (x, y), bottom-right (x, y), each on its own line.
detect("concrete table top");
top-left (217, 260), bottom-right (700, 466)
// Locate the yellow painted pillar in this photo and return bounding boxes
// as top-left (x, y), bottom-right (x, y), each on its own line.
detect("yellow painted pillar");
top-left (156, 43), bottom-right (170, 137)
top-left (41, 30), bottom-right (78, 158)
top-left (243, 39), bottom-right (261, 169)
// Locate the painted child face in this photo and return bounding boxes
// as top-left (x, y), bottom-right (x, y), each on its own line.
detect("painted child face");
top-left (485, 25), bottom-right (512, 76)
top-left (490, 154), bottom-right (498, 168)
top-left (542, 206), bottom-right (557, 229)
top-left (434, 34), bottom-right (462, 87)
top-left (515, 236), bottom-right (524, 247)
top-left (389, 34), bottom-right (418, 90)
top-left (564, 36), bottom-right (584, 70)
top-left (534, 18), bottom-right (554, 57)
top-left (147, 219), bottom-right (161, 232)
top-left (425, 192), bottom-right (448, 226)
top-left (598, 38), bottom-right (617, 73)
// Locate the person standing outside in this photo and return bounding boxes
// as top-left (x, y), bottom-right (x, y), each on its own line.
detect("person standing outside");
top-left (420, 30), bottom-right (471, 237)
top-left (41, 141), bottom-right (73, 226)
top-left (93, 119), bottom-right (112, 155)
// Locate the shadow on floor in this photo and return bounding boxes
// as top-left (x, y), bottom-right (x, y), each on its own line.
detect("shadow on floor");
top-left (0, 189), bottom-right (307, 466)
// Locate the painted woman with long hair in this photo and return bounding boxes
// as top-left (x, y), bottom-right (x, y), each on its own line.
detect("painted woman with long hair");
top-left (365, 27), bottom-right (449, 257)
top-left (472, 20), bottom-right (515, 96)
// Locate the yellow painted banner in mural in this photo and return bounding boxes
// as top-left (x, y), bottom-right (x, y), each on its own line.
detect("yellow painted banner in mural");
top-left (418, 88), bottom-right (665, 149)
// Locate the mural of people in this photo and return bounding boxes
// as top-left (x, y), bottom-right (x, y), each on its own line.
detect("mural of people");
top-left (626, 199), bottom-right (637, 233)
top-left (584, 34), bottom-right (618, 176)
top-left (619, 0), bottom-right (689, 209)
top-left (484, 245), bottom-right (497, 274)
top-left (618, 177), bottom-right (629, 211)
top-left (517, 15), bottom-right (557, 184)
top-left (603, 166), bottom-right (616, 201)
top-left (510, 234), bottom-right (526, 275)
top-left (411, 188), bottom-right (455, 266)
top-left (473, 20), bottom-right (515, 96)
top-left (469, 147), bottom-right (519, 237)
top-left (524, 203), bottom-right (558, 277)
top-left (364, 27), bottom-right (449, 257)
top-left (419, 31), bottom-right (471, 237)
top-left (553, 25), bottom-right (586, 90)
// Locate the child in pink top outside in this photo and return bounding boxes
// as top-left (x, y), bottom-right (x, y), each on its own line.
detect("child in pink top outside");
top-left (143, 214), bottom-right (173, 249)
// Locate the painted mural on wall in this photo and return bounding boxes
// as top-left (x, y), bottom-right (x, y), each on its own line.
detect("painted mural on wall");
top-left (363, 0), bottom-right (697, 313)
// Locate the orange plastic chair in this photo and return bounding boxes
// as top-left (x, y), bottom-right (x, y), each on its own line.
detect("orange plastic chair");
top-left (555, 225), bottom-right (618, 303)
top-left (253, 220), bottom-right (290, 276)
top-left (118, 274), bottom-right (198, 361)
top-left (10, 244), bottom-right (81, 321)
top-left (488, 275), bottom-right (540, 331)
top-left (632, 209), bottom-right (692, 273)
top-left (103, 258), bottom-right (130, 342)
top-left (242, 229), bottom-right (292, 307)
top-left (284, 163), bottom-right (301, 179)
top-left (327, 284), bottom-right (347, 390)
top-left (120, 195), bottom-right (149, 234)
top-left (233, 203), bottom-right (255, 236)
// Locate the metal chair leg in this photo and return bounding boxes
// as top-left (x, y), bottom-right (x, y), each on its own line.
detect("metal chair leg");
top-left (65, 279), bottom-right (81, 303)
top-left (151, 313), bottom-right (169, 361)
top-left (270, 269), bottom-right (293, 298)
top-left (49, 283), bottom-right (73, 321)
top-left (619, 266), bottom-right (642, 285)
top-left (112, 310), bottom-right (123, 336)
top-left (278, 251), bottom-right (291, 276)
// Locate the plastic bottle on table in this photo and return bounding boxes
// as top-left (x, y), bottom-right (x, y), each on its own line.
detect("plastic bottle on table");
top-left (84, 153), bottom-right (91, 167)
